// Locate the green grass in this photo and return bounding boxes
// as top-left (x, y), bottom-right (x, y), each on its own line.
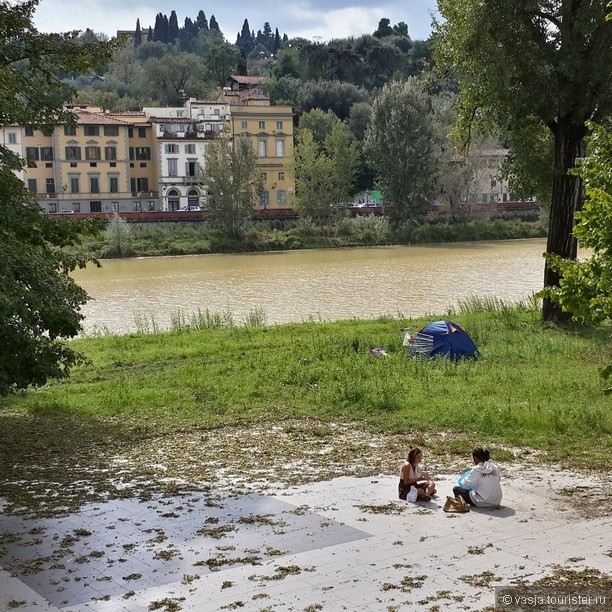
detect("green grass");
top-left (1, 304), bottom-right (610, 469)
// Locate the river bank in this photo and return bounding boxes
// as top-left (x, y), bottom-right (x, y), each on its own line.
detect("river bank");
top-left (1, 305), bottom-right (610, 519)
top-left (88, 216), bottom-right (547, 259)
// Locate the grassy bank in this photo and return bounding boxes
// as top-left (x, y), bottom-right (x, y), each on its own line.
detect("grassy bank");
top-left (1, 301), bottom-right (610, 471)
top-left (87, 216), bottom-right (547, 258)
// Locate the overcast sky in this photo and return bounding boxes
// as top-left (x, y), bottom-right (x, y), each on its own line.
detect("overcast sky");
top-left (33, 0), bottom-right (439, 43)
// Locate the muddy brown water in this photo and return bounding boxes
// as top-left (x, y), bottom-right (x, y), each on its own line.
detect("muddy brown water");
top-left (71, 239), bottom-right (549, 335)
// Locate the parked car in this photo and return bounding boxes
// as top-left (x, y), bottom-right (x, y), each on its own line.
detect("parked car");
top-left (179, 206), bottom-right (202, 211)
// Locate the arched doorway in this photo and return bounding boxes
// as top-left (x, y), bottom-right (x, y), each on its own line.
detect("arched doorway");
top-left (167, 189), bottom-right (180, 211)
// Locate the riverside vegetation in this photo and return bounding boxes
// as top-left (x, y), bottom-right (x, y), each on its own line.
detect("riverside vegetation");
top-left (0, 299), bottom-right (610, 487)
top-left (88, 214), bottom-right (547, 258)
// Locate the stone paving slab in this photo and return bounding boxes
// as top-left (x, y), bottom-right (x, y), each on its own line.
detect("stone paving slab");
top-left (1, 470), bottom-right (611, 611)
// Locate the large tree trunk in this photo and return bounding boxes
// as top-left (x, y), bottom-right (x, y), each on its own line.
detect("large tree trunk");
top-left (542, 118), bottom-right (586, 323)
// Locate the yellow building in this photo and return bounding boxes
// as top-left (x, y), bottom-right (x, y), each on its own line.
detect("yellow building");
top-left (18, 106), bottom-right (158, 214)
top-left (222, 88), bottom-right (294, 211)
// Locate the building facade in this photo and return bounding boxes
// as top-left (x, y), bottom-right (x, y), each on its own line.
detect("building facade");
top-left (3, 88), bottom-right (295, 215)
top-left (222, 88), bottom-right (294, 211)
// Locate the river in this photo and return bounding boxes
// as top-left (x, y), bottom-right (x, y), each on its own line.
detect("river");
top-left (71, 239), bottom-right (548, 335)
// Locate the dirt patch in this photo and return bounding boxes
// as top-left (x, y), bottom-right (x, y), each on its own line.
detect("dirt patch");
top-left (0, 419), bottom-right (610, 520)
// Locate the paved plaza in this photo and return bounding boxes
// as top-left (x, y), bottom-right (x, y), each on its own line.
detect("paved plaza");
top-left (1, 467), bottom-right (611, 611)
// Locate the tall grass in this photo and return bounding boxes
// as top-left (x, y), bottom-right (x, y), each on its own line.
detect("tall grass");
top-left (81, 217), bottom-right (547, 259)
top-left (3, 306), bottom-right (610, 468)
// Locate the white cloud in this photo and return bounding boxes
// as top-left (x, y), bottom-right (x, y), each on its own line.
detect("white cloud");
top-left (33, 0), bottom-right (438, 42)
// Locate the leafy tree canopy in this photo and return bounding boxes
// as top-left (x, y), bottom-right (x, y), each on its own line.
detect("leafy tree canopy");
top-left (0, 0), bottom-right (118, 394)
top-left (433, 0), bottom-right (612, 322)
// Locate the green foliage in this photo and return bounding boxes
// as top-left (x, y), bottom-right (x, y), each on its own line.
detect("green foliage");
top-left (297, 80), bottom-right (369, 121)
top-left (204, 136), bottom-right (264, 238)
top-left (103, 214), bottom-right (134, 258)
top-left (365, 78), bottom-right (438, 226)
top-left (297, 108), bottom-right (340, 144)
top-left (433, 0), bottom-right (612, 321)
top-left (293, 124), bottom-right (360, 221)
top-left (0, 0), bottom-right (118, 394)
top-left (292, 129), bottom-right (336, 221)
top-left (140, 53), bottom-right (208, 104)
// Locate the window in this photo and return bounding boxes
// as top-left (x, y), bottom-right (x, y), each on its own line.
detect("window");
top-left (241, 120), bottom-right (248, 130)
top-left (46, 178), bottom-right (55, 194)
top-left (260, 172), bottom-right (267, 182)
top-left (25, 147), bottom-right (39, 161)
top-left (73, 202), bottom-right (81, 213)
top-left (258, 139), bottom-right (267, 157)
top-left (186, 160), bottom-right (198, 177)
top-left (129, 147), bottom-right (151, 160)
top-left (109, 177), bottom-right (119, 193)
top-left (164, 144), bottom-right (179, 154)
top-left (105, 146), bottom-right (117, 160)
top-left (40, 147), bottom-right (53, 161)
top-left (65, 146), bottom-right (81, 160)
top-left (258, 121), bottom-right (266, 130)
top-left (104, 125), bottom-right (119, 136)
top-left (278, 171), bottom-right (285, 181)
top-left (276, 139), bottom-right (285, 157)
top-left (27, 178), bottom-right (37, 192)
top-left (70, 177), bottom-right (80, 193)
top-left (84, 125), bottom-right (99, 136)
top-left (128, 127), bottom-right (133, 137)
top-left (89, 177), bottom-right (100, 193)
top-left (24, 126), bottom-right (34, 137)
top-left (85, 146), bottom-right (101, 160)
top-left (138, 127), bottom-right (147, 137)
top-left (213, 108), bottom-right (220, 116)
top-left (260, 191), bottom-right (269, 206)
top-left (137, 177), bottom-right (149, 192)
top-left (168, 159), bottom-right (178, 176)
top-left (276, 121), bottom-right (283, 130)
top-left (185, 143), bottom-right (196, 154)
top-left (90, 201), bottom-right (102, 213)
top-left (147, 201), bottom-right (156, 211)
top-left (64, 125), bottom-right (77, 136)
top-left (112, 201), bottom-right (120, 212)
top-left (277, 190), bottom-right (287, 205)
top-left (8, 132), bottom-right (17, 144)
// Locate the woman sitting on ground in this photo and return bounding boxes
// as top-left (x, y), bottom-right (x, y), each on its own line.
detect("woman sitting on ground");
top-left (399, 447), bottom-right (436, 501)
top-left (453, 448), bottom-right (502, 508)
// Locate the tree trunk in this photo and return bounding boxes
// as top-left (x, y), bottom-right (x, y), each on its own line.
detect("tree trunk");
top-left (542, 118), bottom-right (586, 323)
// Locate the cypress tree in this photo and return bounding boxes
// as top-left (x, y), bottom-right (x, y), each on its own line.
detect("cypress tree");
top-left (209, 15), bottom-right (220, 31)
top-left (134, 18), bottom-right (142, 46)
top-left (168, 10), bottom-right (179, 42)
top-left (273, 28), bottom-right (281, 54)
top-left (153, 13), bottom-right (163, 42)
top-left (196, 10), bottom-right (208, 30)
top-left (162, 14), bottom-right (169, 43)
top-left (147, 26), bottom-right (153, 42)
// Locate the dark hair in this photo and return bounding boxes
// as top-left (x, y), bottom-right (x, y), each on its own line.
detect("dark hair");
top-left (472, 448), bottom-right (490, 462)
top-left (407, 447), bottom-right (422, 466)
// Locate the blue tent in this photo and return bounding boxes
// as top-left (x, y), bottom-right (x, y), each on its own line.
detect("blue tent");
top-left (409, 320), bottom-right (479, 360)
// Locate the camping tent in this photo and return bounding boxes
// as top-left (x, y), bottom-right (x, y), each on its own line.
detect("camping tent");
top-left (407, 320), bottom-right (479, 360)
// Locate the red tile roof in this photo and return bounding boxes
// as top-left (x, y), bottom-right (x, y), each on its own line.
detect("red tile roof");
top-left (72, 109), bottom-right (133, 125)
